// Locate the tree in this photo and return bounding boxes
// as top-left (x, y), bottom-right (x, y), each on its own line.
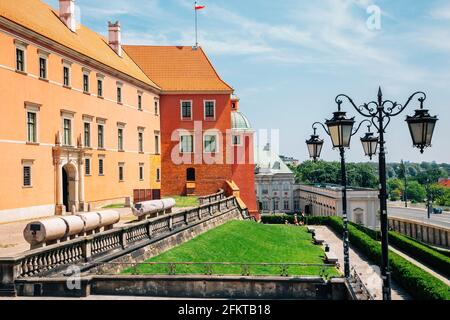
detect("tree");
top-left (406, 181), bottom-right (427, 203)
top-left (387, 178), bottom-right (404, 201)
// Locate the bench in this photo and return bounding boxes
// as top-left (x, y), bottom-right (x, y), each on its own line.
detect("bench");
top-left (325, 252), bottom-right (338, 265)
top-left (313, 236), bottom-right (325, 245)
top-left (307, 226), bottom-right (315, 233)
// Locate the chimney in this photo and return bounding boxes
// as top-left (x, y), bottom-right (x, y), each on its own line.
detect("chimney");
top-left (59, 0), bottom-right (76, 32)
top-left (108, 21), bottom-right (122, 57)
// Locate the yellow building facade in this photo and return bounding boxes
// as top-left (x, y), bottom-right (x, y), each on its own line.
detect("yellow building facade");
top-left (0, 0), bottom-right (161, 222)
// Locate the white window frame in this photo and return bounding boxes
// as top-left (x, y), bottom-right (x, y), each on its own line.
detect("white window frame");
top-left (38, 50), bottom-right (50, 80)
top-left (25, 102), bottom-right (40, 144)
top-left (82, 68), bottom-right (91, 93)
top-left (96, 73), bottom-right (105, 98)
top-left (84, 156), bottom-right (92, 176)
top-left (203, 100), bottom-right (216, 120)
top-left (154, 97), bottom-right (160, 115)
top-left (180, 100), bottom-right (193, 120)
top-left (96, 118), bottom-right (106, 149)
top-left (118, 162), bottom-right (125, 182)
top-left (22, 159), bottom-right (34, 188)
top-left (232, 134), bottom-right (242, 146)
top-left (83, 115), bottom-right (93, 148)
top-left (180, 133), bottom-right (194, 153)
top-left (116, 82), bottom-right (123, 104)
top-left (138, 127), bottom-right (145, 153)
top-left (14, 40), bottom-right (28, 73)
top-left (117, 122), bottom-right (126, 151)
top-left (61, 110), bottom-right (75, 147)
top-left (203, 133), bottom-right (219, 153)
top-left (139, 163), bottom-right (145, 181)
top-left (62, 60), bottom-right (72, 87)
top-left (98, 155), bottom-right (105, 176)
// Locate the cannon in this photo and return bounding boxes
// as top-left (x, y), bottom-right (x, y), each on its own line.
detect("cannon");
top-left (132, 198), bottom-right (176, 220)
top-left (23, 210), bottom-right (121, 249)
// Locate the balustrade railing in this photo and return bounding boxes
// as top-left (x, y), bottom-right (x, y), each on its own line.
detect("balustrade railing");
top-left (0, 195), bottom-right (242, 293)
top-left (198, 189), bottom-right (225, 205)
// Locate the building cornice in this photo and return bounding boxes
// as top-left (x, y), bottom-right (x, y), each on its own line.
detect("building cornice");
top-left (0, 17), bottom-right (161, 95)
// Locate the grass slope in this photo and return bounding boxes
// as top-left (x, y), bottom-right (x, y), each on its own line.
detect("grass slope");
top-left (123, 220), bottom-right (338, 277)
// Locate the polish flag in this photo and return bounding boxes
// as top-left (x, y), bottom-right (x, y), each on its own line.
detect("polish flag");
top-left (195, 4), bottom-right (205, 10)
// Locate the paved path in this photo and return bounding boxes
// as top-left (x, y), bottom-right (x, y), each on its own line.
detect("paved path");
top-left (388, 206), bottom-right (450, 229)
top-left (313, 225), bottom-right (411, 300)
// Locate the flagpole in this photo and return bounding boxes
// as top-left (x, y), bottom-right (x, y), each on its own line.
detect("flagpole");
top-left (195, 1), bottom-right (198, 48)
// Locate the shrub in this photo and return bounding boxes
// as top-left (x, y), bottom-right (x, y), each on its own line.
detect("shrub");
top-left (388, 231), bottom-right (450, 278)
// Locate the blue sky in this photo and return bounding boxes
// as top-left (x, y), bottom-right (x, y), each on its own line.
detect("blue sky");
top-left (44, 0), bottom-right (450, 164)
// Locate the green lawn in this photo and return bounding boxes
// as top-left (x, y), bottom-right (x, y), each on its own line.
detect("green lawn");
top-left (102, 203), bottom-right (125, 209)
top-left (165, 195), bottom-right (199, 208)
top-left (122, 220), bottom-right (339, 277)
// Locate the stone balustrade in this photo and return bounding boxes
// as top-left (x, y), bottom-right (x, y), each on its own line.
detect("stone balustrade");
top-left (198, 189), bottom-right (225, 205)
top-left (388, 217), bottom-right (449, 249)
top-left (0, 195), bottom-right (242, 296)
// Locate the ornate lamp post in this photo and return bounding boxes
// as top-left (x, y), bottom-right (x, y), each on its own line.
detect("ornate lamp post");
top-left (307, 105), bottom-right (372, 278)
top-left (334, 87), bottom-right (438, 300)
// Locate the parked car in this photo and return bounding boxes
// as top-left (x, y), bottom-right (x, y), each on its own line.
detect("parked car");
top-left (433, 208), bottom-right (443, 214)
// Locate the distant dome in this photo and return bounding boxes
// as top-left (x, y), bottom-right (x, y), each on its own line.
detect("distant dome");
top-left (231, 112), bottom-right (252, 129)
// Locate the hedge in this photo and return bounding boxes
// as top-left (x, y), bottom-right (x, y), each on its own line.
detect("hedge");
top-left (388, 231), bottom-right (450, 278)
top-left (348, 222), bottom-right (450, 279)
top-left (262, 215), bottom-right (450, 300)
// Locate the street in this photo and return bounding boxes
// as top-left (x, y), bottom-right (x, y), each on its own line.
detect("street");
top-left (388, 206), bottom-right (450, 229)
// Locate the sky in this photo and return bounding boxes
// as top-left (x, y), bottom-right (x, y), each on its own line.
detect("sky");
top-left (44, 0), bottom-right (450, 164)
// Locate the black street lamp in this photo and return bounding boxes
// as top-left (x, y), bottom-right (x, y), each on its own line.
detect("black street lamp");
top-left (306, 128), bottom-right (324, 161)
top-left (334, 87), bottom-right (438, 300)
top-left (308, 109), bottom-right (371, 278)
top-left (360, 126), bottom-right (379, 160)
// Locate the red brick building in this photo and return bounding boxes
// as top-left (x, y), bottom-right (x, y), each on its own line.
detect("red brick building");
top-left (124, 46), bottom-right (258, 217)
top-left (438, 178), bottom-right (450, 188)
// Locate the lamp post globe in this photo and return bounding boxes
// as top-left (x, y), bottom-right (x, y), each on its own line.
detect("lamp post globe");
top-left (306, 128), bottom-right (324, 161)
top-left (405, 99), bottom-right (438, 154)
top-left (325, 103), bottom-right (355, 148)
top-left (360, 128), bottom-right (379, 160)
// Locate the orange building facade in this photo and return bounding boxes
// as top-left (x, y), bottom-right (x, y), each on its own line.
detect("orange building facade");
top-left (0, 0), bottom-right (161, 222)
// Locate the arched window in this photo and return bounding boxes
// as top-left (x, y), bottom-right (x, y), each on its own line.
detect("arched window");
top-left (186, 168), bottom-right (196, 182)
top-left (354, 208), bottom-right (364, 225)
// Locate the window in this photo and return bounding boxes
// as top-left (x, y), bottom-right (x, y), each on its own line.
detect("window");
top-left (187, 168), bottom-right (196, 182)
top-left (294, 200), bottom-right (300, 211)
top-left (262, 201), bottom-right (268, 211)
top-left (117, 86), bottom-right (122, 103)
top-left (283, 183), bottom-right (290, 191)
top-left (139, 164), bottom-right (144, 181)
top-left (97, 79), bottom-right (103, 97)
top-left (118, 128), bottom-right (124, 151)
top-left (63, 66), bottom-right (70, 86)
top-left (138, 132), bottom-right (144, 153)
top-left (232, 134), bottom-right (241, 146)
top-left (27, 112), bottom-right (37, 143)
top-left (83, 74), bottom-right (89, 93)
top-left (284, 200), bottom-right (289, 211)
top-left (63, 118), bottom-right (72, 146)
top-left (98, 158), bottom-right (104, 176)
top-left (154, 133), bottom-right (160, 154)
top-left (84, 122), bottom-right (91, 147)
top-left (16, 48), bottom-right (25, 72)
top-left (39, 57), bottom-right (47, 79)
top-left (23, 165), bottom-right (31, 187)
top-left (204, 134), bottom-right (218, 153)
top-left (85, 158), bottom-right (91, 175)
top-left (181, 101), bottom-right (192, 119)
top-left (156, 168), bottom-right (161, 182)
top-left (273, 200), bottom-right (279, 211)
top-left (138, 94), bottom-right (142, 110)
top-left (262, 187), bottom-right (269, 195)
top-left (118, 164), bottom-right (124, 181)
top-left (204, 101), bottom-right (215, 119)
top-left (154, 101), bottom-right (159, 115)
top-left (98, 124), bottom-right (104, 149)
top-left (180, 134), bottom-right (194, 153)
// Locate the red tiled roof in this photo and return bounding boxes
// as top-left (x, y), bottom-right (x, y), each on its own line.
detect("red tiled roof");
top-left (123, 45), bottom-right (233, 93)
